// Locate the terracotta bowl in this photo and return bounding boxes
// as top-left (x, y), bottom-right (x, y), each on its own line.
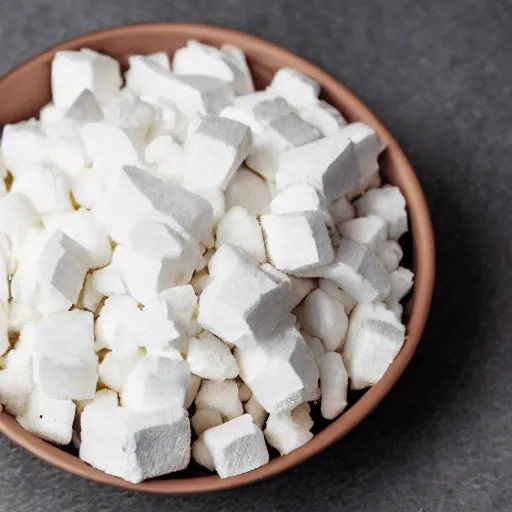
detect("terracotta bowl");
top-left (0, 22), bottom-right (435, 493)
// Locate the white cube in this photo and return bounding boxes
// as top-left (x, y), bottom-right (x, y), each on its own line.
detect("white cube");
top-left (318, 352), bottom-right (348, 420)
top-left (225, 166), bottom-right (271, 217)
top-left (267, 68), bottom-right (320, 110)
top-left (195, 379), bottom-right (244, 421)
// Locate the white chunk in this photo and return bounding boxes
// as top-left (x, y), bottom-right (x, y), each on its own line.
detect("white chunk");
top-left (296, 288), bottom-right (348, 351)
top-left (388, 302), bottom-right (404, 320)
top-left (237, 382), bottom-right (252, 403)
top-left (80, 404), bottom-right (190, 483)
top-left (343, 302), bottom-right (406, 389)
top-left (39, 103), bottom-right (67, 128)
top-left (253, 97), bottom-right (295, 125)
top-left (216, 207), bottom-right (266, 264)
top-left (268, 68), bottom-right (320, 110)
top-left (142, 95), bottom-right (182, 141)
top-left (190, 269), bottom-right (211, 296)
top-left (77, 273), bottom-right (105, 313)
top-left (187, 331), bottom-right (238, 380)
top-left (191, 409), bottom-right (223, 436)
top-left (219, 105), bottom-right (263, 135)
top-left (318, 352), bottom-right (348, 420)
top-left (191, 188), bottom-right (225, 226)
top-left (318, 278), bottom-right (357, 314)
top-left (224, 166), bottom-right (271, 216)
top-left (301, 100), bottom-right (347, 136)
top-left (51, 49), bottom-right (121, 108)
top-left (97, 348), bottom-right (145, 392)
top-left (301, 331), bottom-right (325, 363)
top-left (220, 44), bottom-right (255, 95)
top-left (270, 183), bottom-right (322, 214)
top-left (7, 301), bottom-right (41, 334)
top-left (121, 355), bottom-right (190, 412)
top-left (338, 215), bottom-right (387, 250)
top-left (268, 112), bottom-right (321, 148)
top-left (236, 315), bottom-right (319, 413)
top-left (377, 240), bottom-right (403, 272)
top-left (244, 395), bottom-right (268, 429)
top-left (261, 211), bottom-right (334, 273)
top-left (355, 186), bottom-right (408, 240)
top-left (66, 89), bottom-right (104, 124)
top-left (184, 374), bottom-right (202, 409)
top-left (192, 435), bottom-right (215, 471)
top-left (195, 379), bottom-right (243, 420)
top-left (275, 133), bottom-right (360, 202)
top-left (330, 196), bottom-right (355, 224)
top-left (76, 388), bottom-right (119, 413)
top-left (245, 129), bottom-right (287, 181)
top-left (0, 253), bottom-right (9, 304)
top-left (387, 266), bottom-right (414, 304)
top-left (203, 414), bottom-right (269, 478)
top-left (144, 134), bottom-right (185, 184)
top-left (207, 243), bottom-right (252, 280)
top-left (17, 385), bottom-right (75, 445)
top-left (33, 310), bottom-right (97, 400)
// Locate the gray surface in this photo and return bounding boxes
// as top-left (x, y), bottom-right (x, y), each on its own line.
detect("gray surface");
top-left (0, 0), bottom-right (511, 510)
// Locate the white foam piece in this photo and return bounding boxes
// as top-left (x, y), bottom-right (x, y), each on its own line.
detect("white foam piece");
top-left (235, 315), bottom-right (319, 413)
top-left (80, 404), bottom-right (190, 483)
top-left (97, 348), bottom-right (145, 393)
top-left (51, 49), bottom-right (121, 108)
top-left (295, 288), bottom-right (348, 352)
top-left (338, 215), bottom-right (388, 250)
top-left (244, 395), bottom-right (268, 429)
top-left (355, 185), bottom-right (408, 240)
top-left (318, 278), bottom-right (357, 314)
top-left (33, 310), bottom-right (97, 400)
top-left (342, 302), bottom-right (406, 390)
top-left (216, 207), bottom-right (266, 265)
top-left (66, 89), bottom-right (104, 124)
top-left (195, 379), bottom-right (244, 420)
top-left (301, 100), bottom-right (347, 136)
top-left (267, 68), bottom-right (320, 110)
top-left (203, 414), bottom-right (269, 478)
top-left (261, 210), bottom-right (334, 273)
top-left (121, 355), bottom-right (190, 412)
top-left (192, 435), bottom-right (215, 471)
top-left (318, 352), bottom-right (348, 420)
top-left (191, 409), bottom-right (224, 436)
top-left (224, 166), bottom-right (271, 217)
top-left (376, 240), bottom-right (403, 272)
top-left (386, 266), bottom-right (414, 304)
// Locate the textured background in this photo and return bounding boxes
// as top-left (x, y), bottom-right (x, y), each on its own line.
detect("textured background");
top-left (1, 1), bottom-right (511, 511)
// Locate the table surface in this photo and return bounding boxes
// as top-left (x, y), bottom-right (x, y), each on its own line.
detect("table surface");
top-left (1, 1), bottom-right (511, 511)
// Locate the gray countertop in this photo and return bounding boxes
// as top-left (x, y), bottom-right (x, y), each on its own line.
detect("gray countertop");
top-left (1, 1), bottom-right (511, 510)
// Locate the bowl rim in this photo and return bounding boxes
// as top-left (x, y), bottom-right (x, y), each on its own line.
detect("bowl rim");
top-left (0, 21), bottom-right (435, 494)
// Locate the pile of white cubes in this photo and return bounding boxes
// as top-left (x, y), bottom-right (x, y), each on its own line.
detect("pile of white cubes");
top-left (0, 40), bottom-right (414, 483)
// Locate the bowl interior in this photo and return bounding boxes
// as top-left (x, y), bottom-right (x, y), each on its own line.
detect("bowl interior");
top-left (0, 23), bottom-right (435, 493)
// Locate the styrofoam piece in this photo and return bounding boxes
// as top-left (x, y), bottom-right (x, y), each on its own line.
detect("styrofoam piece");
top-left (195, 379), bottom-right (244, 421)
top-left (318, 278), bottom-right (357, 314)
top-left (267, 68), bottom-right (320, 110)
top-left (301, 100), bottom-right (347, 136)
top-left (203, 414), bottom-right (269, 478)
top-left (191, 409), bottom-right (224, 436)
top-left (97, 348), bottom-right (145, 392)
top-left (376, 240), bottom-right (403, 272)
top-left (224, 166), bottom-right (271, 217)
top-left (80, 404), bottom-right (191, 483)
top-left (318, 352), bottom-right (348, 420)
top-left (338, 215), bottom-right (388, 250)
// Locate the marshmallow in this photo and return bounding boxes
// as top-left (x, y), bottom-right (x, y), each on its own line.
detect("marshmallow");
top-left (203, 414), bottom-right (269, 478)
top-left (33, 310), bottom-right (97, 400)
top-left (184, 115), bottom-right (252, 191)
top-left (338, 215), bottom-right (387, 250)
top-left (295, 288), bottom-right (348, 351)
top-left (80, 404), bottom-right (190, 483)
top-left (7, 301), bottom-right (42, 334)
top-left (376, 240), bottom-right (403, 272)
top-left (264, 404), bottom-right (313, 455)
top-left (97, 348), bottom-right (145, 392)
top-left (318, 352), bottom-right (348, 420)
top-left (192, 436), bottom-right (215, 471)
top-left (387, 266), bottom-right (414, 304)
top-left (261, 211), bottom-right (334, 273)
top-left (225, 166), bottom-right (271, 217)
top-left (144, 134), bottom-right (185, 184)
top-left (219, 105), bottom-right (263, 135)
top-left (236, 315), bottom-right (319, 413)
top-left (195, 379), bottom-right (244, 420)
top-left (66, 89), bottom-right (104, 124)
top-left (142, 95), bottom-right (182, 141)
top-left (268, 112), bottom-right (322, 148)
top-left (190, 269), bottom-right (212, 296)
top-left (39, 103), bottom-right (67, 129)
top-left (17, 385), bottom-right (75, 445)
top-left (77, 273), bottom-right (104, 312)
top-left (51, 49), bottom-right (121, 108)
top-left (184, 374), bottom-right (202, 409)
top-left (244, 395), bottom-right (268, 429)
top-left (207, 243), bottom-right (253, 280)
top-left (301, 331), bottom-right (325, 363)
top-left (355, 186), bottom-right (408, 240)
top-left (216, 207), bottom-right (266, 265)
top-left (238, 382), bottom-right (252, 403)
top-left (301, 100), bottom-right (347, 136)
top-left (192, 188), bottom-right (225, 226)
top-left (330, 195), bottom-right (355, 224)
top-left (275, 134), bottom-right (360, 202)
top-left (245, 129), bottom-right (287, 181)
top-left (318, 278), bottom-right (357, 314)
top-left (191, 409), bottom-right (223, 436)
top-left (43, 209), bottom-right (112, 268)
top-left (388, 302), bottom-right (404, 320)
top-left (187, 331), bottom-right (239, 380)
top-left (343, 302), bottom-right (406, 389)
top-left (220, 44), bottom-right (255, 95)
top-left (90, 247), bottom-right (127, 297)
top-left (267, 68), bottom-right (320, 110)
top-left (253, 97), bottom-right (295, 125)
top-left (76, 388), bottom-right (119, 413)
top-left (269, 183), bottom-right (323, 214)
top-left (121, 355), bottom-right (190, 412)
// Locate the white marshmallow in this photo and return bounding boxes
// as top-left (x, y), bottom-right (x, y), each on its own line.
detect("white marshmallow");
top-left (301, 331), bottom-right (325, 363)
top-left (77, 273), bottom-right (104, 313)
top-left (236, 315), bottom-right (319, 413)
top-left (80, 404), bottom-right (190, 483)
top-left (253, 97), bottom-right (295, 125)
top-left (207, 243), bottom-right (252, 280)
top-left (387, 266), bottom-right (414, 304)
top-left (330, 196), bottom-right (355, 224)
top-left (219, 105), bottom-right (263, 135)
top-left (51, 49), bottom-right (121, 108)
top-left (39, 103), bottom-right (67, 129)
top-left (192, 436), bottom-right (215, 471)
top-left (261, 211), bottom-right (334, 273)
top-left (191, 409), bottom-right (223, 436)
top-left (388, 302), bottom-right (404, 320)
top-left (33, 310), bottom-right (97, 400)
top-left (244, 395), bottom-right (268, 429)
top-left (269, 183), bottom-right (322, 214)
top-left (338, 215), bottom-right (387, 250)
top-left (296, 288), bottom-right (348, 351)
top-left (318, 278), bottom-right (357, 314)
top-left (225, 166), bottom-right (271, 216)
top-left (184, 374), bottom-right (202, 409)
top-left (184, 115), bottom-right (252, 191)
top-left (203, 414), bottom-right (269, 478)
top-left (43, 209), bottom-right (112, 268)
top-left (121, 355), bottom-right (190, 412)
top-left (76, 388), bottom-right (119, 413)
top-left (187, 331), bottom-right (238, 380)
top-left (355, 186), bottom-right (408, 240)
top-left (17, 385), bottom-right (75, 445)
top-left (192, 188), bottom-right (225, 226)
top-left (142, 95), bottom-right (182, 141)
top-left (144, 134), bottom-right (185, 184)
top-left (216, 207), bottom-right (266, 265)
top-left (343, 302), bottom-right (406, 389)
top-left (97, 348), bottom-right (145, 392)
top-left (267, 68), bottom-right (320, 110)
top-left (195, 379), bottom-right (244, 420)
top-left (264, 405), bottom-right (313, 455)
top-left (245, 129), bottom-right (287, 181)
top-left (275, 134), bottom-right (360, 202)
top-left (157, 285), bottom-right (198, 329)
top-left (377, 240), bottom-right (403, 272)
top-left (301, 100), bottom-right (347, 136)
top-left (237, 382), bottom-right (253, 403)
top-left (268, 112), bottom-right (322, 148)
top-left (220, 44), bottom-right (255, 95)
top-left (7, 301), bottom-right (42, 334)
top-left (66, 89), bottom-right (104, 124)
top-left (90, 247), bottom-right (127, 297)
top-left (318, 352), bottom-right (348, 420)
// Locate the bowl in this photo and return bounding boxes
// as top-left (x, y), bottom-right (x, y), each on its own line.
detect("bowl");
top-left (0, 22), bottom-right (435, 493)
